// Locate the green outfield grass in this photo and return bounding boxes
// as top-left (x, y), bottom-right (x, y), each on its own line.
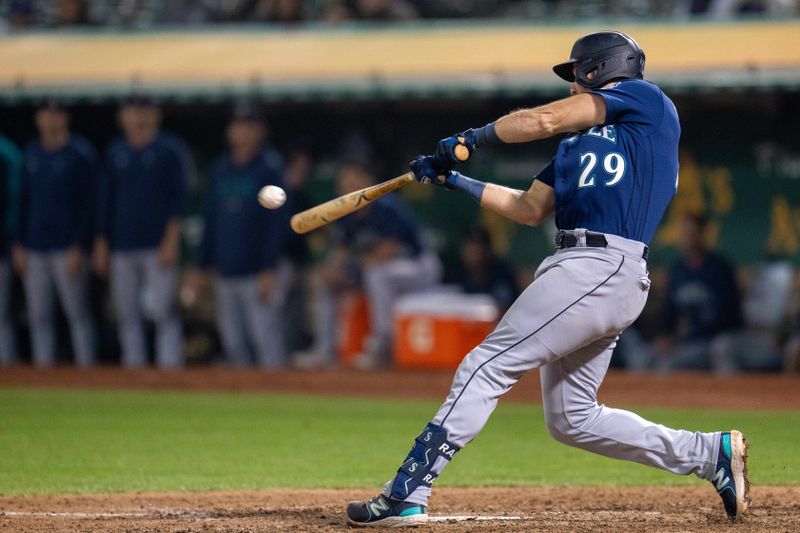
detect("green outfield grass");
top-left (0, 388), bottom-right (797, 495)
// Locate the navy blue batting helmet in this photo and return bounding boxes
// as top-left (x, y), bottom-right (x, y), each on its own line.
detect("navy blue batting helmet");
top-left (553, 31), bottom-right (645, 89)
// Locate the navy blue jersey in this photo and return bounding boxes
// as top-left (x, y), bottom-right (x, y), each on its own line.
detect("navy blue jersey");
top-left (333, 194), bottom-right (421, 257)
top-left (98, 132), bottom-right (190, 251)
top-left (197, 148), bottom-right (289, 278)
top-left (536, 79), bottom-right (680, 245)
top-left (17, 135), bottom-right (97, 252)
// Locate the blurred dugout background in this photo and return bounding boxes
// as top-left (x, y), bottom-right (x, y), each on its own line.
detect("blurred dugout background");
top-left (0, 0), bottom-right (799, 372)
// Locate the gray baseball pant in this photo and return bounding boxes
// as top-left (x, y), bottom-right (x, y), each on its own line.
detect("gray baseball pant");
top-left (24, 250), bottom-right (95, 367)
top-left (386, 231), bottom-right (719, 506)
top-left (214, 263), bottom-right (290, 368)
top-left (111, 250), bottom-right (182, 369)
top-left (0, 259), bottom-right (17, 365)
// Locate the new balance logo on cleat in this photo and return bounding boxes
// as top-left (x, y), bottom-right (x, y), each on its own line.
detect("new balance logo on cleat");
top-left (347, 494), bottom-right (428, 528)
top-left (712, 430), bottom-right (751, 521)
top-left (367, 497), bottom-right (390, 516)
top-left (713, 468), bottom-right (731, 493)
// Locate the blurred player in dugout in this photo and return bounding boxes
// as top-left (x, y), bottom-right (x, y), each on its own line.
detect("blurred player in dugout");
top-left (93, 95), bottom-right (191, 369)
top-left (617, 213), bottom-right (742, 372)
top-left (0, 131), bottom-right (21, 366)
top-left (186, 105), bottom-right (291, 368)
top-left (14, 100), bottom-right (97, 367)
top-left (296, 160), bottom-right (441, 369)
top-left (455, 226), bottom-right (519, 313)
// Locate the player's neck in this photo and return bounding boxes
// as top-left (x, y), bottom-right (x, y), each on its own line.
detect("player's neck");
top-left (231, 144), bottom-right (261, 167)
top-left (40, 130), bottom-right (69, 151)
top-left (126, 128), bottom-right (158, 149)
top-left (683, 248), bottom-right (709, 268)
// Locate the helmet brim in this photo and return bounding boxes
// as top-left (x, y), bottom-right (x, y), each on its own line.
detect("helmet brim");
top-left (553, 60), bottom-right (577, 82)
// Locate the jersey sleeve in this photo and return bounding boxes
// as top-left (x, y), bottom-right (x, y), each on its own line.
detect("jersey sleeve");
top-left (590, 79), bottom-right (664, 131)
top-left (533, 159), bottom-right (555, 187)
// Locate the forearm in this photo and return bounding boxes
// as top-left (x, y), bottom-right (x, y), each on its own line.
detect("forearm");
top-left (493, 94), bottom-right (606, 144)
top-left (446, 172), bottom-right (552, 227)
top-left (161, 218), bottom-right (182, 248)
top-left (494, 108), bottom-right (560, 143)
top-left (479, 183), bottom-right (548, 226)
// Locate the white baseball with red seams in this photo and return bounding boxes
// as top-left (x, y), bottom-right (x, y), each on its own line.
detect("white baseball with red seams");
top-left (258, 185), bottom-right (286, 209)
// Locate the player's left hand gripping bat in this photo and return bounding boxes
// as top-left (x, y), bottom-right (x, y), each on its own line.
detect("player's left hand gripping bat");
top-left (289, 143), bottom-right (469, 234)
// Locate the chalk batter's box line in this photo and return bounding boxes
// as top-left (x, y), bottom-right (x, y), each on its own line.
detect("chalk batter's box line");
top-left (3, 511), bottom-right (532, 521)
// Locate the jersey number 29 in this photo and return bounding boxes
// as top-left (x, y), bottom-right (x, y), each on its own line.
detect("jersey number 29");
top-left (578, 152), bottom-right (626, 188)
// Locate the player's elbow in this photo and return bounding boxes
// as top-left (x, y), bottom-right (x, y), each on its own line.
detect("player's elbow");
top-left (519, 208), bottom-right (546, 227)
top-left (517, 197), bottom-right (550, 226)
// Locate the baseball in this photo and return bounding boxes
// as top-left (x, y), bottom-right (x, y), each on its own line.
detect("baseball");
top-left (258, 185), bottom-right (286, 209)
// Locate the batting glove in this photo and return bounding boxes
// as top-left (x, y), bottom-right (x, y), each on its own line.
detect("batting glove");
top-left (433, 124), bottom-right (500, 169)
top-left (410, 154), bottom-right (455, 189)
top-left (433, 134), bottom-right (470, 170)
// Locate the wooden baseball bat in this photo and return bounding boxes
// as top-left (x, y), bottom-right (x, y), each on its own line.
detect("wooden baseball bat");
top-left (290, 172), bottom-right (414, 234)
top-left (289, 143), bottom-right (470, 235)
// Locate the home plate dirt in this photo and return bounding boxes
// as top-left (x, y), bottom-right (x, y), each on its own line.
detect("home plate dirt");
top-left (2, 486), bottom-right (799, 532)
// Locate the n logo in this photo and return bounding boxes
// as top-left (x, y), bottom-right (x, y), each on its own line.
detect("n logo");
top-left (713, 468), bottom-right (731, 492)
top-left (368, 498), bottom-right (390, 517)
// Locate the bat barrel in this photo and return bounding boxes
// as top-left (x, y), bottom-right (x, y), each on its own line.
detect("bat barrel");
top-left (290, 172), bottom-right (414, 234)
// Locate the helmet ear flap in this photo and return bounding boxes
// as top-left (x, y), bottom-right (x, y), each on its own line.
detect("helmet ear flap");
top-left (624, 49), bottom-right (646, 79)
top-left (638, 50), bottom-right (646, 78)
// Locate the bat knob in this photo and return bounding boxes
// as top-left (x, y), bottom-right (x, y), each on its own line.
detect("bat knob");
top-left (454, 143), bottom-right (470, 162)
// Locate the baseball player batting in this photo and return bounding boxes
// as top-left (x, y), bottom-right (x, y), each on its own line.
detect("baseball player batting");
top-left (346, 30), bottom-right (750, 527)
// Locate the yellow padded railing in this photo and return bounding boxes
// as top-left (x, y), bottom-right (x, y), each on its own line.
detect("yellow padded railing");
top-left (0, 21), bottom-right (797, 88)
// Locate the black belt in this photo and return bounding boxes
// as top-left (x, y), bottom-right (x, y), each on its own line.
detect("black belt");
top-left (555, 230), bottom-right (649, 260)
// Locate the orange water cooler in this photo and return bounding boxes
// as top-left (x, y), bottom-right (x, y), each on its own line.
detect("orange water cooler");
top-left (338, 292), bottom-right (371, 366)
top-left (393, 293), bottom-right (499, 370)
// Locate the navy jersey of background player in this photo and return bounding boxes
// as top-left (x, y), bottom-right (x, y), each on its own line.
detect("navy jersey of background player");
top-left (536, 78), bottom-right (680, 245)
top-left (198, 148), bottom-right (289, 277)
top-left (99, 132), bottom-right (189, 251)
top-left (18, 135), bottom-right (96, 252)
top-left (333, 195), bottom-right (421, 257)
top-left (663, 252), bottom-right (743, 342)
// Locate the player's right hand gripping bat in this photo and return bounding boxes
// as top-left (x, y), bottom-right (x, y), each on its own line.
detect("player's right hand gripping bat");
top-left (289, 142), bottom-right (469, 234)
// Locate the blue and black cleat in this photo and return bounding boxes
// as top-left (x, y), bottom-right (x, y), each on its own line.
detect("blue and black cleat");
top-left (346, 494), bottom-right (428, 528)
top-left (712, 430), bottom-right (750, 521)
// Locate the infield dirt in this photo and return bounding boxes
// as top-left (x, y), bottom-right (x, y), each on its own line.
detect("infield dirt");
top-left (1, 367), bottom-right (799, 532)
top-left (2, 486), bottom-right (799, 532)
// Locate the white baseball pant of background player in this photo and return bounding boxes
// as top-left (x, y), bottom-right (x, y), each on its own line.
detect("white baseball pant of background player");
top-left (385, 229), bottom-right (720, 506)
